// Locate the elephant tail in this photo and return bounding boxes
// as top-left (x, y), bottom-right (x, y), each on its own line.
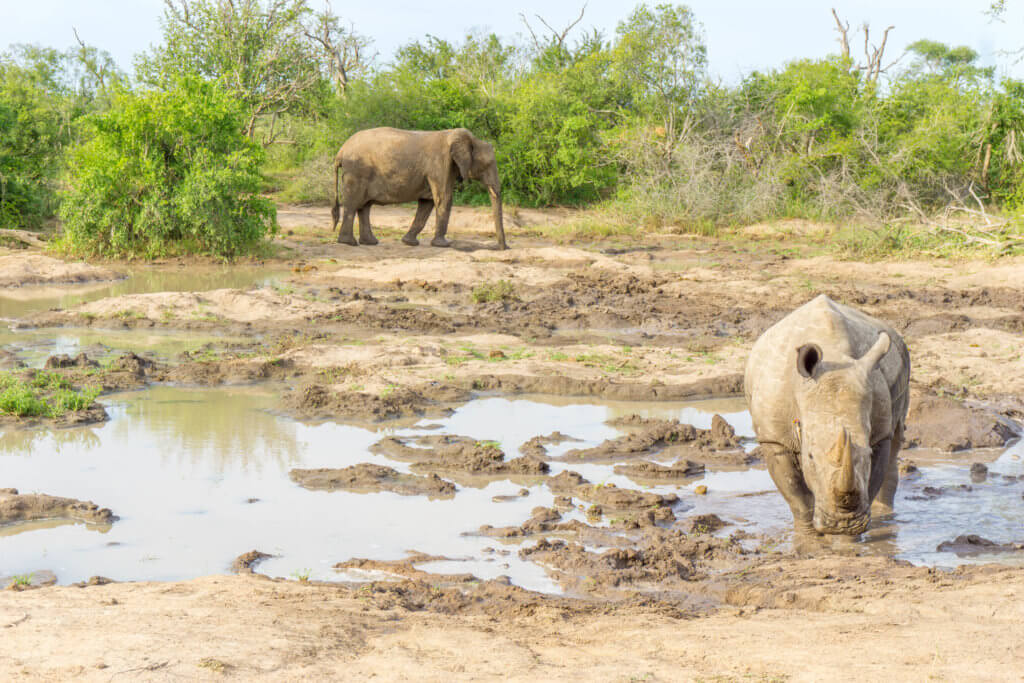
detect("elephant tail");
top-left (331, 155), bottom-right (343, 227)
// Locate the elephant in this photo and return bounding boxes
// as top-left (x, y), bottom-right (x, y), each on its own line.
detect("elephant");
top-left (330, 127), bottom-right (507, 249)
top-left (744, 294), bottom-right (910, 535)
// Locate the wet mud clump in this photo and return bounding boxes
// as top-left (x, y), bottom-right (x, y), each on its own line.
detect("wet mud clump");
top-left (614, 459), bottom-right (705, 485)
top-left (520, 525), bottom-right (745, 594)
top-left (289, 464), bottom-right (456, 499)
top-left (0, 489), bottom-right (116, 526)
top-left (335, 552), bottom-right (478, 584)
top-left (904, 394), bottom-right (1020, 451)
top-left (519, 431), bottom-right (582, 458)
top-left (46, 352), bottom-right (160, 392)
top-left (547, 471), bottom-right (679, 523)
top-left (282, 381), bottom-right (470, 422)
top-left (936, 535), bottom-right (1024, 556)
top-left (557, 414), bottom-right (748, 465)
top-left (231, 550), bottom-right (273, 574)
top-left (371, 435), bottom-right (548, 483)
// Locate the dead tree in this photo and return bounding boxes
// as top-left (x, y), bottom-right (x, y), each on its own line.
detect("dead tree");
top-left (831, 8), bottom-right (900, 84)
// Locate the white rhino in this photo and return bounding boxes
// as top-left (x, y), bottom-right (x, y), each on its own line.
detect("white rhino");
top-left (744, 295), bottom-right (910, 535)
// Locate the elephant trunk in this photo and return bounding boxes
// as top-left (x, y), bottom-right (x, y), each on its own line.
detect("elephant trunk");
top-left (488, 185), bottom-right (507, 250)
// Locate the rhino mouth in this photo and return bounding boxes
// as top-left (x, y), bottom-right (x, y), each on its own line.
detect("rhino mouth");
top-left (813, 509), bottom-right (870, 535)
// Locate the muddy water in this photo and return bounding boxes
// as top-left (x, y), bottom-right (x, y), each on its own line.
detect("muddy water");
top-left (0, 265), bottom-right (288, 320)
top-left (1, 386), bottom-right (1021, 589)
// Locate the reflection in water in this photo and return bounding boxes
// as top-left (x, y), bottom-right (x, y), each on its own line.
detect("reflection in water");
top-left (0, 385), bottom-right (1021, 587)
top-left (0, 425), bottom-right (102, 455)
top-left (102, 386), bottom-right (302, 472)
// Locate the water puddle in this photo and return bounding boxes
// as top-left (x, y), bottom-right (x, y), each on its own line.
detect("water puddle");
top-left (0, 265), bottom-right (289, 320)
top-left (1, 386), bottom-right (1021, 589)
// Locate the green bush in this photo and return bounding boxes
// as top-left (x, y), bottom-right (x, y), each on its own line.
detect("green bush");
top-left (59, 76), bottom-right (276, 258)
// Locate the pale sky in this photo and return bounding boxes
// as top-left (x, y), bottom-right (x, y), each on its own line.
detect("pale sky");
top-left (3, 1), bottom-right (1023, 81)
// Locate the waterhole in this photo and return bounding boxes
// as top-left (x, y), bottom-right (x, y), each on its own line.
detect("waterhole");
top-left (1, 386), bottom-right (1021, 589)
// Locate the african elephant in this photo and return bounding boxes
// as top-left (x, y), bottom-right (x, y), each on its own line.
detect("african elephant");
top-left (330, 127), bottom-right (507, 249)
top-left (744, 295), bottom-right (910, 535)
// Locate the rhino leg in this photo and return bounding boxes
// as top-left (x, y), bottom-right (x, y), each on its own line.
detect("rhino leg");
top-left (872, 423), bottom-right (902, 515)
top-left (762, 443), bottom-right (814, 533)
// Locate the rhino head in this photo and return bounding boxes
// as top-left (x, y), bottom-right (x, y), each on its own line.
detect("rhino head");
top-left (792, 332), bottom-right (893, 535)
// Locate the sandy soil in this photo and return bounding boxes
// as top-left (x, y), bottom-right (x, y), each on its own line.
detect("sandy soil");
top-left (2, 560), bottom-right (1023, 680)
top-left (2, 204), bottom-right (1024, 680)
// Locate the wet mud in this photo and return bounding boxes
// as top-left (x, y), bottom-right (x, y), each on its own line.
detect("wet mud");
top-left (904, 394), bottom-right (1020, 451)
top-left (370, 434), bottom-right (549, 484)
top-left (290, 464), bottom-right (457, 499)
top-left (557, 413), bottom-right (746, 464)
top-left (282, 382), bottom-right (471, 422)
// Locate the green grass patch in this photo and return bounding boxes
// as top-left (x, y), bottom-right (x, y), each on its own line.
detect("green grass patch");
top-left (0, 371), bottom-right (101, 418)
top-left (471, 280), bottom-right (517, 304)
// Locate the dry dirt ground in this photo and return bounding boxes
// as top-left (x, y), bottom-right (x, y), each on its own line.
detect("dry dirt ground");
top-left (1, 204), bottom-right (1023, 680)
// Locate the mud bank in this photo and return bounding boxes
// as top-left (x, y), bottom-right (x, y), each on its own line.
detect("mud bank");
top-left (0, 254), bottom-right (120, 288)
top-left (0, 489), bottom-right (116, 526)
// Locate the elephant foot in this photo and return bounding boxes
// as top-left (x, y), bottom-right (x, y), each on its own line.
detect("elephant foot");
top-left (430, 236), bottom-right (452, 248)
top-left (358, 235), bottom-right (379, 246)
top-left (401, 235), bottom-right (419, 246)
top-left (337, 235), bottom-right (358, 246)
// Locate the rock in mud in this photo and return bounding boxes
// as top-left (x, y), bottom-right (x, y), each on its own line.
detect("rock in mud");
top-left (559, 414), bottom-right (745, 465)
top-left (282, 381), bottom-right (470, 422)
top-left (231, 550), bottom-right (273, 574)
top-left (0, 489), bottom-right (116, 525)
top-left (970, 462), bottom-right (989, 482)
top-left (936, 535), bottom-right (1024, 556)
top-left (903, 395), bottom-right (1019, 451)
top-left (371, 435), bottom-right (548, 482)
top-left (289, 464), bottom-right (456, 499)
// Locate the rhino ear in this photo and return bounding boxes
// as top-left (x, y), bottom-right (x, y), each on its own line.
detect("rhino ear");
top-left (856, 332), bottom-right (891, 374)
top-left (796, 343), bottom-right (823, 379)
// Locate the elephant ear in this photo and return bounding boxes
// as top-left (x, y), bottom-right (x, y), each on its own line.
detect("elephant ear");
top-left (449, 130), bottom-right (473, 181)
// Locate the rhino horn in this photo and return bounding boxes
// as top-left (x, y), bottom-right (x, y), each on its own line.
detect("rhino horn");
top-left (830, 429), bottom-right (859, 507)
top-left (856, 332), bottom-right (891, 375)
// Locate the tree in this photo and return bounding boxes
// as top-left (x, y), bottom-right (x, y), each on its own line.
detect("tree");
top-left (612, 3), bottom-right (707, 142)
top-left (302, 1), bottom-right (372, 96)
top-left (136, 0), bottom-right (328, 141)
top-left (59, 76), bottom-right (275, 258)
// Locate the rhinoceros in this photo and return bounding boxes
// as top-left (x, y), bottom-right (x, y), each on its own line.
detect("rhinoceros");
top-left (744, 295), bottom-right (910, 535)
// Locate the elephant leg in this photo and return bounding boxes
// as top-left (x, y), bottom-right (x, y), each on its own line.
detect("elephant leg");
top-left (872, 423), bottom-right (902, 516)
top-left (337, 207), bottom-right (358, 246)
top-left (402, 199), bottom-right (434, 246)
top-left (357, 205), bottom-right (378, 246)
top-left (430, 195), bottom-right (453, 248)
top-left (761, 443), bottom-right (815, 534)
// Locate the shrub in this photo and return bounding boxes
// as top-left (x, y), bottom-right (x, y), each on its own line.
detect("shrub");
top-left (59, 76), bottom-right (276, 258)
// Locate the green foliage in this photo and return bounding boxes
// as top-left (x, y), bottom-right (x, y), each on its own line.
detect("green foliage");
top-left (0, 371), bottom-right (101, 418)
top-left (59, 76), bottom-right (276, 258)
top-left (0, 44), bottom-right (120, 228)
